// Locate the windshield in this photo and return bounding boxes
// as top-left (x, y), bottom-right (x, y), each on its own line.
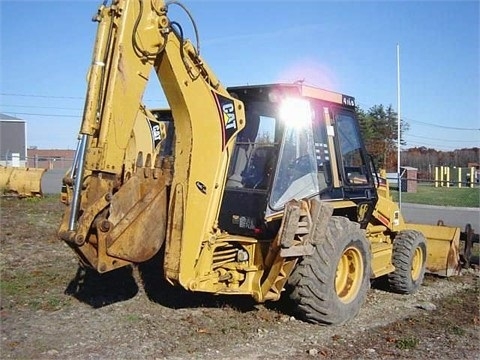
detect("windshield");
top-left (270, 101), bottom-right (319, 210)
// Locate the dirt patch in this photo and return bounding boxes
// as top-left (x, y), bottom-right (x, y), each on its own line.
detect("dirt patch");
top-left (1, 196), bottom-right (479, 359)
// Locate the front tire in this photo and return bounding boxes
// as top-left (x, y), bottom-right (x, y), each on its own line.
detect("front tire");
top-left (287, 216), bottom-right (371, 325)
top-left (388, 230), bottom-right (427, 294)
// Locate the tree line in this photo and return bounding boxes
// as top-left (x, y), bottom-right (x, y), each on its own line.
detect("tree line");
top-left (401, 147), bottom-right (479, 179)
top-left (354, 104), bottom-right (478, 179)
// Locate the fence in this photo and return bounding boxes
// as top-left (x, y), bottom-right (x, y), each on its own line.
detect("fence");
top-left (1, 153), bottom-right (74, 170)
top-left (27, 155), bottom-right (74, 170)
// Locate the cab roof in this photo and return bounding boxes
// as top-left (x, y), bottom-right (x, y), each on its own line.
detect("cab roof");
top-left (227, 83), bottom-right (356, 108)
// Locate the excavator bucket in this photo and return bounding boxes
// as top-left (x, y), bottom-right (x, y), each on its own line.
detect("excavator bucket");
top-left (406, 223), bottom-right (461, 277)
top-left (0, 166), bottom-right (46, 197)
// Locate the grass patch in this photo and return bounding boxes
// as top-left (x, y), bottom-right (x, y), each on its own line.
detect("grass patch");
top-left (1, 269), bottom-right (73, 311)
top-left (449, 325), bottom-right (466, 336)
top-left (125, 313), bottom-right (142, 322)
top-left (395, 336), bottom-right (419, 350)
top-left (391, 184), bottom-right (479, 207)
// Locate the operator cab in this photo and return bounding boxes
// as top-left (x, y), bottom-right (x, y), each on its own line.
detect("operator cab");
top-left (219, 83), bottom-right (377, 238)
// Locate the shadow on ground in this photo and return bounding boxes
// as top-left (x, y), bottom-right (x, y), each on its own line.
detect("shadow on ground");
top-left (64, 265), bottom-right (139, 308)
top-left (64, 251), bottom-right (257, 312)
top-left (137, 250), bottom-right (256, 312)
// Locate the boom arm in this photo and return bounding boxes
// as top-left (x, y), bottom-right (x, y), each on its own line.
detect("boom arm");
top-left (59, 0), bottom-right (245, 286)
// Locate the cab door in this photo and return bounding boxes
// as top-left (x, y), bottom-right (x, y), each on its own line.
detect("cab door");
top-left (333, 108), bottom-right (378, 226)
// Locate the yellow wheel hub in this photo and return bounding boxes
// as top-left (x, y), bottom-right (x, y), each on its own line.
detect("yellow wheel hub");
top-left (411, 246), bottom-right (423, 281)
top-left (335, 246), bottom-right (363, 304)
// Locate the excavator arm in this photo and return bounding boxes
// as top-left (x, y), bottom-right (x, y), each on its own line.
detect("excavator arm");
top-left (58, 0), bottom-right (245, 286)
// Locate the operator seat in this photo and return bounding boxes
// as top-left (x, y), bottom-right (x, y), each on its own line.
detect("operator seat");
top-left (242, 146), bottom-right (275, 189)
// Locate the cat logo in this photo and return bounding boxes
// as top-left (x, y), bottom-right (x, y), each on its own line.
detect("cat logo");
top-left (357, 203), bottom-right (370, 222)
top-left (148, 119), bottom-right (163, 151)
top-left (222, 102), bottom-right (237, 131)
top-left (213, 91), bottom-right (238, 149)
top-left (151, 124), bottom-right (161, 141)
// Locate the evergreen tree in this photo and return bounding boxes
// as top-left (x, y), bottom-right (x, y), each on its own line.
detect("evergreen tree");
top-left (356, 104), bottom-right (408, 171)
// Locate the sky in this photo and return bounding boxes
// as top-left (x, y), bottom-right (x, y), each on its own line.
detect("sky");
top-left (0, 0), bottom-right (479, 151)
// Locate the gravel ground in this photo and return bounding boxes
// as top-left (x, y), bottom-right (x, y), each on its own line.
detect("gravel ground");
top-left (1, 196), bottom-right (479, 359)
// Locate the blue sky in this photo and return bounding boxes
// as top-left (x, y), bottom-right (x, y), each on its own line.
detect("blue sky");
top-left (1, 0), bottom-right (478, 151)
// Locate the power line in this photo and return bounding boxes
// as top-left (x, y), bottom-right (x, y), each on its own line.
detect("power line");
top-left (355, 101), bottom-right (479, 131)
top-left (1, 104), bottom-right (83, 111)
top-left (1, 111), bottom-right (80, 118)
top-left (406, 118), bottom-right (480, 131)
top-left (407, 134), bottom-right (479, 143)
top-left (2, 92), bottom-right (478, 131)
top-left (405, 140), bottom-right (474, 150)
top-left (0, 92), bottom-right (84, 100)
top-left (0, 92), bottom-right (166, 104)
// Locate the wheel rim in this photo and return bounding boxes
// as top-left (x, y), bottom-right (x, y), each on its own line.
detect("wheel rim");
top-left (411, 246), bottom-right (424, 281)
top-left (335, 246), bottom-right (363, 304)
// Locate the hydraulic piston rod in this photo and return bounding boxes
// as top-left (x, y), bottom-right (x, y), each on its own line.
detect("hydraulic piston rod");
top-left (68, 134), bottom-right (88, 231)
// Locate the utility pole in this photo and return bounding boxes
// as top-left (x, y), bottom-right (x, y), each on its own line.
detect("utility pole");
top-left (397, 43), bottom-right (402, 209)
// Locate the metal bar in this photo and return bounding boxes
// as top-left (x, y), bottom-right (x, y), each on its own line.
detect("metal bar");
top-left (323, 107), bottom-right (340, 188)
top-left (68, 134), bottom-right (88, 231)
top-left (460, 228), bottom-right (479, 244)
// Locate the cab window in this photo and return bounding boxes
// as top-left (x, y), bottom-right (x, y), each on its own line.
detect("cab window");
top-left (226, 103), bottom-right (279, 190)
top-left (336, 112), bottom-right (369, 185)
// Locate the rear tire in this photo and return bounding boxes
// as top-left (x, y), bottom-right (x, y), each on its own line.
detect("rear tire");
top-left (388, 230), bottom-right (427, 294)
top-left (287, 216), bottom-right (371, 325)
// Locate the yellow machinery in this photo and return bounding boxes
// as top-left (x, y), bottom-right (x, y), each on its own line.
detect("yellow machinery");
top-left (58, 0), bottom-right (461, 325)
top-left (0, 166), bottom-right (46, 197)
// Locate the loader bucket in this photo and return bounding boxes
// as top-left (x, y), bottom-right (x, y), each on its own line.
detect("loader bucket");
top-left (0, 166), bottom-right (46, 197)
top-left (406, 223), bottom-right (461, 277)
top-left (0, 166), bottom-right (14, 189)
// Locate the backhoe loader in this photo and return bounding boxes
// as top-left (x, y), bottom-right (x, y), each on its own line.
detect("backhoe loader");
top-left (58, 0), bottom-right (460, 325)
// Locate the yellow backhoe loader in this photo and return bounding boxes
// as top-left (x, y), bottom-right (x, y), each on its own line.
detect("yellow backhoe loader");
top-left (58, 0), bottom-right (461, 325)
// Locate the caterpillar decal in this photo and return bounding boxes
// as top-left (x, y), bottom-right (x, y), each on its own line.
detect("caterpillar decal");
top-left (147, 118), bottom-right (163, 152)
top-left (213, 91), bottom-right (238, 150)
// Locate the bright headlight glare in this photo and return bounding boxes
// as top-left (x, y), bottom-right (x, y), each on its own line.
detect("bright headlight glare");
top-left (279, 98), bottom-right (312, 128)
